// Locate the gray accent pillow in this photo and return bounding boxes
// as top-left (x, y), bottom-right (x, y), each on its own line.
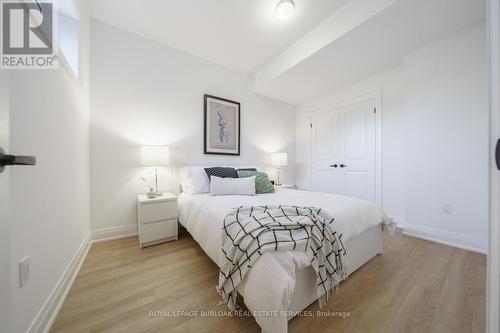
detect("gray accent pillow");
top-left (237, 170), bottom-right (275, 194)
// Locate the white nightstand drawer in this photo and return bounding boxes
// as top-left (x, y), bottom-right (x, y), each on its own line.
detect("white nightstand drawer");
top-left (139, 218), bottom-right (178, 245)
top-left (137, 193), bottom-right (178, 248)
top-left (139, 200), bottom-right (177, 224)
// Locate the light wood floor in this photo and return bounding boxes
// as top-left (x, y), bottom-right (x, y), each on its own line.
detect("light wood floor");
top-left (51, 229), bottom-right (486, 333)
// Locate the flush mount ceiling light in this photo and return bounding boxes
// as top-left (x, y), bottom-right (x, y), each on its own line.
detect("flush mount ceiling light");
top-left (276, 0), bottom-right (295, 20)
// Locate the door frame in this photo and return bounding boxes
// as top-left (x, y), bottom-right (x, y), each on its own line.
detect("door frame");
top-left (308, 92), bottom-right (383, 207)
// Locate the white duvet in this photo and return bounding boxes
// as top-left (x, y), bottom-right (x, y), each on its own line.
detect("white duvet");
top-left (178, 188), bottom-right (390, 333)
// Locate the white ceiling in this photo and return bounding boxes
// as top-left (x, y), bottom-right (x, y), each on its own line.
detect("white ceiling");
top-left (88, 0), bottom-right (486, 105)
top-left (88, 0), bottom-right (350, 74)
top-left (254, 0), bottom-right (486, 104)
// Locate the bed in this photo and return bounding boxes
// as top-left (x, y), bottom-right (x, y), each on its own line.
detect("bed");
top-left (177, 180), bottom-right (391, 333)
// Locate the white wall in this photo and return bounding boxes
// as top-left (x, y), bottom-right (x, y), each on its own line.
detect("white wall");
top-left (8, 1), bottom-right (91, 331)
top-left (295, 24), bottom-right (488, 252)
top-left (404, 24), bottom-right (488, 252)
top-left (89, 20), bottom-right (296, 232)
top-left (296, 67), bottom-right (406, 222)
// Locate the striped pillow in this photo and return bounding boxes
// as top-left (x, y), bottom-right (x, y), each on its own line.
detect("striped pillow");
top-left (205, 167), bottom-right (238, 180)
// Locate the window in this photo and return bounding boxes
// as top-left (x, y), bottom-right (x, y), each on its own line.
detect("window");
top-left (58, 1), bottom-right (80, 80)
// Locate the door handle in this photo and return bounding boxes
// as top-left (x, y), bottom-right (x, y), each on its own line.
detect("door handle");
top-left (329, 164), bottom-right (338, 168)
top-left (496, 138), bottom-right (500, 171)
top-left (0, 147), bottom-right (36, 173)
top-left (340, 164), bottom-right (347, 168)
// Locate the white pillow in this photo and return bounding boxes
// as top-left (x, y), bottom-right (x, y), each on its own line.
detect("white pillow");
top-left (180, 167), bottom-right (210, 194)
top-left (210, 176), bottom-right (256, 196)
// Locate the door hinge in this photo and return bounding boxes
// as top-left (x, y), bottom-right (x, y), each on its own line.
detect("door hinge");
top-left (310, 123), bottom-right (313, 128)
top-left (374, 108), bottom-right (377, 114)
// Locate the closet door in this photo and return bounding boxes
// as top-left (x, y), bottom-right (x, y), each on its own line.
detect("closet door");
top-left (311, 111), bottom-right (340, 194)
top-left (311, 98), bottom-right (377, 203)
top-left (337, 99), bottom-right (376, 202)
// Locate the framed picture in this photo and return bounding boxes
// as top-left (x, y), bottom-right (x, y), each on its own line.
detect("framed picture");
top-left (204, 94), bottom-right (240, 155)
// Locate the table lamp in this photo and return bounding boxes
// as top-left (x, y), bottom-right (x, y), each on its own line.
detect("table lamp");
top-left (141, 146), bottom-right (170, 196)
top-left (270, 152), bottom-right (287, 186)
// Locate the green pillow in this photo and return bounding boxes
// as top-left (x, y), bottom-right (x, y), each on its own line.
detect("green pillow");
top-left (237, 170), bottom-right (275, 194)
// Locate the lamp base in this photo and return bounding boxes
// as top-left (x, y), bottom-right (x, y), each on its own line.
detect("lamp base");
top-left (276, 167), bottom-right (282, 187)
top-left (154, 168), bottom-right (163, 197)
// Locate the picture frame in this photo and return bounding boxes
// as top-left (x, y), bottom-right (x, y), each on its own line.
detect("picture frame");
top-left (204, 94), bottom-right (241, 156)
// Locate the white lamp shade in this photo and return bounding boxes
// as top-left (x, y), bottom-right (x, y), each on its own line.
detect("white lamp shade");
top-left (270, 152), bottom-right (288, 167)
top-left (141, 146), bottom-right (170, 166)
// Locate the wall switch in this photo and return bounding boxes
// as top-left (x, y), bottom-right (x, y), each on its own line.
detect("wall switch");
top-left (19, 256), bottom-right (30, 288)
top-left (442, 203), bottom-right (453, 215)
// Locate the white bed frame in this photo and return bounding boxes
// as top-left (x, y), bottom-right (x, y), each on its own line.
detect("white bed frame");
top-left (172, 166), bottom-right (384, 333)
top-left (286, 225), bottom-right (383, 318)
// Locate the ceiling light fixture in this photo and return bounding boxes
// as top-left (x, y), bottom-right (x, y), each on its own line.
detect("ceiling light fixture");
top-left (276, 0), bottom-right (295, 20)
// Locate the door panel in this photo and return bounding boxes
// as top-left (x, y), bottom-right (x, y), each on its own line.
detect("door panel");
top-left (312, 170), bottom-right (337, 193)
top-left (343, 107), bottom-right (367, 160)
top-left (311, 113), bottom-right (339, 193)
top-left (315, 119), bottom-right (333, 160)
top-left (343, 171), bottom-right (369, 200)
top-left (339, 100), bottom-right (376, 202)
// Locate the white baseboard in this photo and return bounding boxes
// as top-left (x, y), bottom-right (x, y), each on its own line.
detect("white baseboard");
top-left (28, 232), bottom-right (92, 333)
top-left (26, 225), bottom-right (138, 332)
top-left (91, 224), bottom-right (138, 242)
top-left (401, 223), bottom-right (488, 254)
top-left (28, 224), bottom-right (138, 332)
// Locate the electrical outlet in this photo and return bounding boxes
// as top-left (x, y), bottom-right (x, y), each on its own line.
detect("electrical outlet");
top-left (19, 256), bottom-right (30, 288)
top-left (442, 203), bottom-right (453, 215)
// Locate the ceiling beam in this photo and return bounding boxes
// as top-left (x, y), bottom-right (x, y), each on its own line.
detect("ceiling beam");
top-left (253, 0), bottom-right (399, 91)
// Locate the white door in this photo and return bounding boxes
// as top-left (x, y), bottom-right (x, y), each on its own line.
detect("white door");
top-left (311, 111), bottom-right (339, 193)
top-left (311, 98), bottom-right (378, 203)
top-left (0, 72), bottom-right (10, 333)
top-left (0, 73), bottom-right (36, 333)
top-left (488, 1), bottom-right (500, 332)
top-left (338, 99), bottom-right (376, 202)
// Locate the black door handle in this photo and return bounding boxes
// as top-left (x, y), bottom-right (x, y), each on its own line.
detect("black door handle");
top-left (329, 164), bottom-right (338, 168)
top-left (496, 138), bottom-right (500, 171)
top-left (340, 164), bottom-right (346, 168)
top-left (0, 147), bottom-right (36, 173)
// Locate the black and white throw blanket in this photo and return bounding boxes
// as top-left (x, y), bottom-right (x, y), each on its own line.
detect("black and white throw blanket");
top-left (217, 205), bottom-right (348, 310)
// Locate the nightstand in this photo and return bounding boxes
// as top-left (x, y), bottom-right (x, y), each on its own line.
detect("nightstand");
top-left (275, 184), bottom-right (297, 189)
top-left (137, 193), bottom-right (178, 248)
